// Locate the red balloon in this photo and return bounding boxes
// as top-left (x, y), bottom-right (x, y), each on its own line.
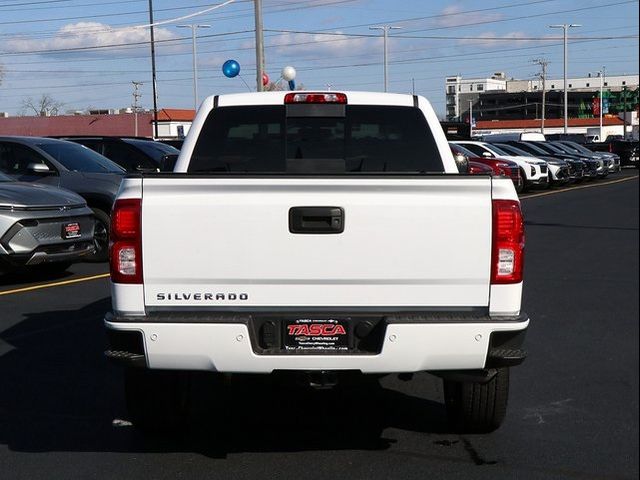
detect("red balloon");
top-left (262, 73), bottom-right (270, 86)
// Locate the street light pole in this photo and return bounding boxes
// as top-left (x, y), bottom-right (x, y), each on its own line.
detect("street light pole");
top-left (369, 25), bottom-right (401, 92)
top-left (177, 24), bottom-right (211, 111)
top-left (549, 24), bottom-right (581, 134)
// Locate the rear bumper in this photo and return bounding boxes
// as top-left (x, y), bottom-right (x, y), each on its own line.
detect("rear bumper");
top-left (104, 311), bottom-right (529, 374)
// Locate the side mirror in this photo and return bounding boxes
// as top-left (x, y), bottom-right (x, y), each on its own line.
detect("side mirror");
top-left (482, 151), bottom-right (493, 158)
top-left (27, 162), bottom-right (52, 175)
top-left (159, 154), bottom-right (178, 172)
top-left (453, 153), bottom-right (470, 173)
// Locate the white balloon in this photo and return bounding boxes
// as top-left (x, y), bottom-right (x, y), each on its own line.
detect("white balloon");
top-left (281, 65), bottom-right (296, 82)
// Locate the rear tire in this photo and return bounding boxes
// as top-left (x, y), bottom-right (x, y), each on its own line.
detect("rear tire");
top-left (124, 368), bottom-right (190, 433)
top-left (519, 169), bottom-right (529, 192)
top-left (444, 367), bottom-right (510, 433)
top-left (88, 208), bottom-right (109, 262)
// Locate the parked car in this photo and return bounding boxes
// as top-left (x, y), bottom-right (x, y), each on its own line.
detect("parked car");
top-left (0, 172), bottom-right (95, 273)
top-left (469, 161), bottom-right (495, 175)
top-left (495, 141), bottom-right (587, 183)
top-left (586, 139), bottom-right (638, 169)
top-left (452, 141), bottom-right (548, 190)
top-left (0, 136), bottom-right (125, 261)
top-left (490, 142), bottom-right (570, 187)
top-left (548, 142), bottom-right (610, 178)
top-left (58, 136), bottom-right (180, 173)
top-left (107, 91), bottom-right (529, 434)
top-left (520, 141), bottom-right (601, 179)
top-left (158, 139), bottom-right (184, 150)
top-left (554, 141), bottom-right (621, 173)
top-left (450, 143), bottom-right (523, 192)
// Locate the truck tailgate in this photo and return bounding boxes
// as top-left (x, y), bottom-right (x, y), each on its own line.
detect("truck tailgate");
top-left (141, 176), bottom-right (492, 308)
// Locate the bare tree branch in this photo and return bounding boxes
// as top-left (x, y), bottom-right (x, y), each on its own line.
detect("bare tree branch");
top-left (21, 94), bottom-right (64, 117)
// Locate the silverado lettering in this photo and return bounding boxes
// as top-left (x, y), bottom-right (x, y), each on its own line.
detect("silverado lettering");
top-left (156, 293), bottom-right (249, 301)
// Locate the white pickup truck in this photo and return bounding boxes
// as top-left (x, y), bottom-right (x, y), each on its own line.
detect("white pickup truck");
top-left (105, 91), bottom-right (528, 433)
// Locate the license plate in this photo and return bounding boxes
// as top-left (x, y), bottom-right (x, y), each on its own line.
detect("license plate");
top-left (284, 318), bottom-right (350, 352)
top-left (62, 222), bottom-right (81, 239)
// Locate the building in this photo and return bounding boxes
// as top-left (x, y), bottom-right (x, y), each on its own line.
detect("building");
top-left (473, 116), bottom-right (628, 139)
top-left (0, 108), bottom-right (196, 140)
top-left (445, 72), bottom-right (508, 120)
top-left (445, 72), bottom-right (639, 124)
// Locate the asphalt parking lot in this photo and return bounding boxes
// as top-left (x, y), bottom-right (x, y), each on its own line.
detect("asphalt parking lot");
top-left (0, 172), bottom-right (638, 480)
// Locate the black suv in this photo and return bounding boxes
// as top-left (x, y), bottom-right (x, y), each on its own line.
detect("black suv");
top-left (58, 136), bottom-right (180, 173)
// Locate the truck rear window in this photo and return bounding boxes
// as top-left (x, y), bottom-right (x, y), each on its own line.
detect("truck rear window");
top-left (188, 105), bottom-right (444, 174)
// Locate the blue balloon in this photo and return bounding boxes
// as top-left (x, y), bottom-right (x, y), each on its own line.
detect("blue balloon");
top-left (222, 59), bottom-right (240, 78)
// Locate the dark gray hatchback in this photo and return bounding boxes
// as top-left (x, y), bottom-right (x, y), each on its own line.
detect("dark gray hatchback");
top-left (0, 136), bottom-right (125, 261)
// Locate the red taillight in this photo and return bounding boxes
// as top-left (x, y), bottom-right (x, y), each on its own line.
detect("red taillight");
top-left (110, 198), bottom-right (142, 284)
top-left (491, 199), bottom-right (524, 284)
top-left (284, 92), bottom-right (347, 104)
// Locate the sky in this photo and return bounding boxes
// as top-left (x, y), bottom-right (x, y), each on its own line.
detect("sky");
top-left (0, 0), bottom-right (638, 117)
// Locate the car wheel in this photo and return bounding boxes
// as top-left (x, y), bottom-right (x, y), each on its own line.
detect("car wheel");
top-left (513, 177), bottom-right (524, 194)
top-left (125, 368), bottom-right (190, 433)
top-left (444, 367), bottom-right (510, 434)
top-left (88, 208), bottom-right (110, 262)
top-left (519, 169), bottom-right (529, 192)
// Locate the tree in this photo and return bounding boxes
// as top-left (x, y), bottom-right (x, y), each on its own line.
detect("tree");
top-left (21, 94), bottom-right (64, 116)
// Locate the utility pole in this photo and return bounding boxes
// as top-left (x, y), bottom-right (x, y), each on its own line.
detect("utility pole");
top-left (369, 25), bottom-right (402, 92)
top-left (622, 85), bottom-right (628, 140)
top-left (177, 24), bottom-right (211, 111)
top-left (469, 100), bottom-right (473, 138)
top-left (132, 81), bottom-right (143, 137)
top-left (598, 68), bottom-right (604, 141)
top-left (254, 0), bottom-right (265, 92)
top-left (549, 24), bottom-right (581, 134)
top-left (148, 0), bottom-right (159, 138)
top-left (533, 58), bottom-right (548, 134)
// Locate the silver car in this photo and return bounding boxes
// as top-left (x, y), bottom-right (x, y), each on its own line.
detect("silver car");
top-left (0, 172), bottom-right (95, 273)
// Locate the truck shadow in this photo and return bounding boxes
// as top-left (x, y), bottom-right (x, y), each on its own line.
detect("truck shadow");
top-left (0, 298), bottom-right (449, 458)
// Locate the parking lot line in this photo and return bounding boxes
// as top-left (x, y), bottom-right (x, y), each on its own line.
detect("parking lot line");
top-left (521, 174), bottom-right (639, 200)
top-left (0, 273), bottom-right (110, 297)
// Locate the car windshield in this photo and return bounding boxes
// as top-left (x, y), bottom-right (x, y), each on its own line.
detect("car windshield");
top-left (562, 141), bottom-right (594, 155)
top-left (533, 142), bottom-right (566, 154)
top-left (485, 144), bottom-right (509, 156)
top-left (516, 142), bottom-right (547, 155)
top-left (495, 144), bottom-right (531, 157)
top-left (551, 142), bottom-right (579, 154)
top-left (125, 139), bottom-right (180, 161)
top-left (38, 142), bottom-right (125, 173)
top-left (451, 144), bottom-right (477, 158)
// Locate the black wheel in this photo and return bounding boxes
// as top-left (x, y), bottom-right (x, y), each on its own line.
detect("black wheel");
top-left (88, 208), bottom-right (110, 262)
top-left (519, 169), bottom-right (529, 193)
top-left (513, 177), bottom-right (524, 194)
top-left (444, 367), bottom-right (510, 433)
top-left (124, 368), bottom-right (190, 433)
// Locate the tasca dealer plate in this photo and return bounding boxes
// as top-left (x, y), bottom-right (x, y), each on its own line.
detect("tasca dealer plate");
top-left (284, 318), bottom-right (349, 352)
top-left (62, 222), bottom-right (81, 239)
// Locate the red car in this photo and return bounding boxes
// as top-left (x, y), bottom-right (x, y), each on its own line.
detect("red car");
top-left (450, 143), bottom-right (523, 193)
top-left (469, 161), bottom-right (494, 175)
